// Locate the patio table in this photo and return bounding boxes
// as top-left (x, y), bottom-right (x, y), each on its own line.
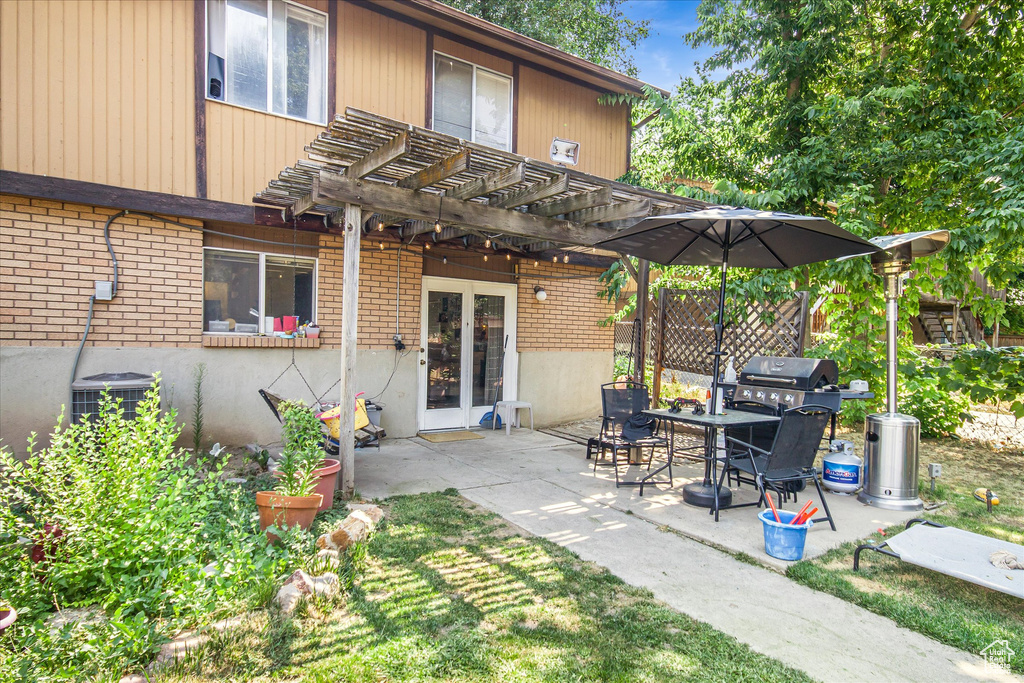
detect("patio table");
top-left (643, 408), bottom-right (781, 520)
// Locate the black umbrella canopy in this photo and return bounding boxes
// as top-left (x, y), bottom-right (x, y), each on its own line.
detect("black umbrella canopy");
top-left (595, 207), bottom-right (879, 268)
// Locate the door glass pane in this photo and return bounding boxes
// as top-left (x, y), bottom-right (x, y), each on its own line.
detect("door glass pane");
top-left (203, 250), bottom-right (259, 331)
top-left (265, 256), bottom-right (315, 323)
top-left (427, 291), bottom-right (463, 410)
top-left (434, 55), bottom-right (473, 140)
top-left (225, 0), bottom-right (268, 111)
top-left (475, 70), bottom-right (511, 150)
top-left (472, 295), bottom-right (505, 406)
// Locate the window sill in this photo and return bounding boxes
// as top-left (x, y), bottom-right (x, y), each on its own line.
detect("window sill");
top-left (206, 97), bottom-right (326, 127)
top-left (202, 334), bottom-right (321, 349)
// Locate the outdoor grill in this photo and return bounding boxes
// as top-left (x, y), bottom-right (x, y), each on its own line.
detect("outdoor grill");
top-left (730, 356), bottom-right (842, 413)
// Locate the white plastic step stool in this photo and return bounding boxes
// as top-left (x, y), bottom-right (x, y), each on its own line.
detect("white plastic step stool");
top-left (494, 400), bottom-right (534, 436)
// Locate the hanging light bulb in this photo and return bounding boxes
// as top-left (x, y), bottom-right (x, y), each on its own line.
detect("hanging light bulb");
top-left (424, 242), bottom-right (431, 250)
top-left (505, 252), bottom-right (511, 261)
top-left (434, 195), bottom-right (444, 233)
top-left (484, 238), bottom-right (491, 249)
top-left (434, 220), bottom-right (442, 233)
top-left (534, 260), bottom-right (539, 267)
top-left (376, 219), bottom-right (384, 231)
top-left (552, 255), bottom-right (558, 263)
top-left (443, 256), bottom-right (448, 264)
top-left (563, 254), bottom-right (569, 264)
top-left (483, 254), bottom-right (489, 262)
top-left (379, 241), bottom-right (385, 251)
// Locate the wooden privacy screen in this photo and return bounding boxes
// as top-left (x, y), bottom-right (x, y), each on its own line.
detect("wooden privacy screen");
top-left (652, 288), bottom-right (810, 403)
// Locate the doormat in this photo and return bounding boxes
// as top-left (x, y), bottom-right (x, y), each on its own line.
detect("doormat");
top-left (418, 430), bottom-right (485, 443)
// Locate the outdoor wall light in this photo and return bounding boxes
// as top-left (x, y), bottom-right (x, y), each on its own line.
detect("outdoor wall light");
top-left (534, 286), bottom-right (547, 302)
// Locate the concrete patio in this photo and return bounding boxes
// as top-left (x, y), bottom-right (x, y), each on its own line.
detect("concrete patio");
top-left (353, 429), bottom-right (1019, 682)
top-left (355, 427), bottom-right (919, 572)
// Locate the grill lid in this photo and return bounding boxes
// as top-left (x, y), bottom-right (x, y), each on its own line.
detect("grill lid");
top-left (739, 356), bottom-right (838, 391)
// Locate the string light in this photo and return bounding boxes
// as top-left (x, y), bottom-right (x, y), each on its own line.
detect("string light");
top-left (552, 255), bottom-right (558, 263)
top-left (376, 219), bottom-right (384, 231)
top-left (379, 241), bottom-right (385, 251)
top-left (484, 238), bottom-right (491, 249)
top-left (424, 242), bottom-right (431, 250)
top-left (434, 195), bottom-right (443, 233)
top-left (534, 260), bottom-right (539, 267)
top-left (563, 254), bottom-right (569, 264)
top-left (443, 256), bottom-right (448, 264)
top-left (505, 252), bottom-right (511, 261)
top-left (434, 220), bottom-right (442, 233)
top-left (483, 254), bottom-right (489, 262)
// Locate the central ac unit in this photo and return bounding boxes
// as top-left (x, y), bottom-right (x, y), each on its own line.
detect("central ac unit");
top-left (71, 372), bottom-right (156, 423)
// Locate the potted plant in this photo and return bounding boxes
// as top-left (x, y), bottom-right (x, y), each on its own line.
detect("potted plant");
top-left (256, 401), bottom-right (329, 540)
top-left (305, 322), bottom-right (320, 339)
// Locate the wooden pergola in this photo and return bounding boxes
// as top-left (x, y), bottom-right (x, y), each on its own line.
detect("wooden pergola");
top-left (254, 107), bottom-right (706, 494)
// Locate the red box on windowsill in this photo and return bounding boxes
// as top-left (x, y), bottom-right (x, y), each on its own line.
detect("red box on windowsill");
top-left (273, 316), bottom-right (299, 333)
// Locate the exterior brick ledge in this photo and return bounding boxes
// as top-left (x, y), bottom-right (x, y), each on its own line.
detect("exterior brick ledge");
top-left (202, 335), bottom-right (321, 349)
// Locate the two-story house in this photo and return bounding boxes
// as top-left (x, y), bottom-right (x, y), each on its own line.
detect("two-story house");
top-left (0, 0), bottom-right (702, 455)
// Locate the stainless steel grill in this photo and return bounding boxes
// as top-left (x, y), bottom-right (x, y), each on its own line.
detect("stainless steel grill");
top-left (730, 356), bottom-right (842, 412)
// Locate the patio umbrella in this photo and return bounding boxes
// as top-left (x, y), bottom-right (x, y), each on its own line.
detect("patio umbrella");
top-left (596, 207), bottom-right (879, 507)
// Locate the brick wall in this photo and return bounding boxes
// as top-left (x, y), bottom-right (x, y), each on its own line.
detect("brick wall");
top-left (0, 195), bottom-right (204, 348)
top-left (316, 235), bottom-right (423, 350)
top-left (516, 261), bottom-right (615, 352)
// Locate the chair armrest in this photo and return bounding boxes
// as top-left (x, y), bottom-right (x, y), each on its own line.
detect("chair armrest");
top-left (724, 436), bottom-right (770, 456)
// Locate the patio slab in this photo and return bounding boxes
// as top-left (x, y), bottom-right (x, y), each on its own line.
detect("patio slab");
top-left (355, 430), bottom-right (1020, 682)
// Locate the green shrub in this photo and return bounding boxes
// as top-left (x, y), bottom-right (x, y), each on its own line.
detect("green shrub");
top-left (0, 380), bottom-right (298, 681)
top-left (275, 401), bottom-right (326, 497)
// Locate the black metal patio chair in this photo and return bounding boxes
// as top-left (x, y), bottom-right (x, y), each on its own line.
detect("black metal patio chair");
top-left (587, 381), bottom-right (669, 489)
top-left (719, 404), bottom-right (837, 530)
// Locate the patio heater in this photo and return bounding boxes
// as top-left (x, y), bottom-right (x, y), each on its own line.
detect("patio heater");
top-left (857, 230), bottom-right (949, 512)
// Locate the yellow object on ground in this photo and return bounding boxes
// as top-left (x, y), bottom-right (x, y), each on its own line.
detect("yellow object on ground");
top-left (318, 400), bottom-right (370, 439)
top-left (418, 430), bottom-right (484, 443)
top-left (973, 488), bottom-right (1000, 505)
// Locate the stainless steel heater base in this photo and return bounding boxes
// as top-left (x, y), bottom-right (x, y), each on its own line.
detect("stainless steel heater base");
top-left (857, 412), bottom-right (923, 512)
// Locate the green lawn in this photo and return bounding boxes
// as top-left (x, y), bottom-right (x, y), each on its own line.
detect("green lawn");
top-left (160, 490), bottom-right (814, 683)
top-left (788, 434), bottom-right (1024, 675)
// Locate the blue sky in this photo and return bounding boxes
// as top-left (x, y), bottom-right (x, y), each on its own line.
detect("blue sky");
top-left (621, 0), bottom-right (720, 91)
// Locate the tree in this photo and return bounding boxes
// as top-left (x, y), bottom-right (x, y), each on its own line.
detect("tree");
top-left (612, 0), bottom-right (1024, 429)
top-left (439, 0), bottom-right (649, 76)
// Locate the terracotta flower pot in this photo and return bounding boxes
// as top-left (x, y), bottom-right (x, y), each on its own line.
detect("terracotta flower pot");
top-left (255, 491), bottom-right (323, 542)
top-left (272, 459), bottom-right (340, 512)
top-left (0, 605), bottom-right (16, 633)
top-left (311, 458), bottom-right (340, 511)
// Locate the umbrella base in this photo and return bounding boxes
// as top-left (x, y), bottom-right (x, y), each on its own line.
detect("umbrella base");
top-left (683, 482), bottom-right (733, 509)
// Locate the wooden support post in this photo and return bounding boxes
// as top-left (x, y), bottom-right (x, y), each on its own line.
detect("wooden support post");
top-left (339, 203), bottom-right (361, 497)
top-left (635, 259), bottom-right (649, 384)
top-left (993, 318), bottom-right (1000, 348)
top-left (653, 288), bottom-right (666, 407)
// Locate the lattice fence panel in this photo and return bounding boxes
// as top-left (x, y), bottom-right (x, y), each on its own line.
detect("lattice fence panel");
top-left (657, 289), bottom-right (810, 376)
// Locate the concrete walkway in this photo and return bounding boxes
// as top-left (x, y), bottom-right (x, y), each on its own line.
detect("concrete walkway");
top-left (355, 430), bottom-right (1021, 683)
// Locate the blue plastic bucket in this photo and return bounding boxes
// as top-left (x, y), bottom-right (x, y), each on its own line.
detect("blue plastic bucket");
top-left (758, 509), bottom-right (813, 561)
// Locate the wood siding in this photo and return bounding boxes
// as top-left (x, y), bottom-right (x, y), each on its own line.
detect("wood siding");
top-left (2, 0), bottom-right (628, 208)
top-left (204, 103), bottom-right (323, 205)
top-left (0, 0), bottom-right (196, 196)
top-left (517, 66), bottom-right (628, 179)
top-left (338, 2), bottom-right (427, 127)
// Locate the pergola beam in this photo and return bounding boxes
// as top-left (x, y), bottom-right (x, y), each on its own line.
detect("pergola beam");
top-left (346, 131), bottom-right (410, 179)
top-left (446, 162), bottom-right (525, 200)
top-left (316, 170), bottom-right (614, 245)
top-left (397, 149), bottom-right (471, 190)
top-left (529, 187), bottom-right (613, 217)
top-left (567, 198), bottom-right (650, 225)
top-left (490, 173), bottom-right (568, 209)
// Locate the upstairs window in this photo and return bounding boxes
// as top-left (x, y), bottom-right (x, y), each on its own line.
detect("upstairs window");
top-left (206, 0), bottom-right (327, 124)
top-left (433, 53), bottom-right (512, 151)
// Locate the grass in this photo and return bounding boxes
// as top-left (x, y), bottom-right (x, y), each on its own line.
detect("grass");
top-left (788, 432), bottom-right (1024, 674)
top-left (159, 490), bottom-right (814, 683)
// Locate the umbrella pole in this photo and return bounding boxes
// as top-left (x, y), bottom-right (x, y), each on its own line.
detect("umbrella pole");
top-left (682, 232), bottom-right (733, 514)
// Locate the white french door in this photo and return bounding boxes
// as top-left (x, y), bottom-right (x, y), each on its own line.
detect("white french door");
top-left (419, 277), bottom-right (517, 431)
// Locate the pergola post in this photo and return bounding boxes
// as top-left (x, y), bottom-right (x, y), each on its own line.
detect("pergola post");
top-left (339, 203), bottom-right (361, 497)
top-left (635, 259), bottom-right (650, 383)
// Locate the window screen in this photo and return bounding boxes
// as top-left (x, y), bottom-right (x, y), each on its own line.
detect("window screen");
top-left (433, 55), bottom-right (473, 141)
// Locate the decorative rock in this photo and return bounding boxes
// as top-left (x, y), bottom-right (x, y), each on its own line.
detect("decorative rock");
top-left (46, 606), bottom-right (107, 636)
top-left (316, 548), bottom-right (341, 570)
top-left (347, 503), bottom-right (384, 525)
top-left (274, 569), bottom-right (340, 614)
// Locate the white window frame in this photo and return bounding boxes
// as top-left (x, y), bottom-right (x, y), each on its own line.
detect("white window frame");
top-left (205, 0), bottom-right (328, 125)
top-left (432, 51), bottom-right (513, 151)
top-left (202, 246), bottom-right (318, 335)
